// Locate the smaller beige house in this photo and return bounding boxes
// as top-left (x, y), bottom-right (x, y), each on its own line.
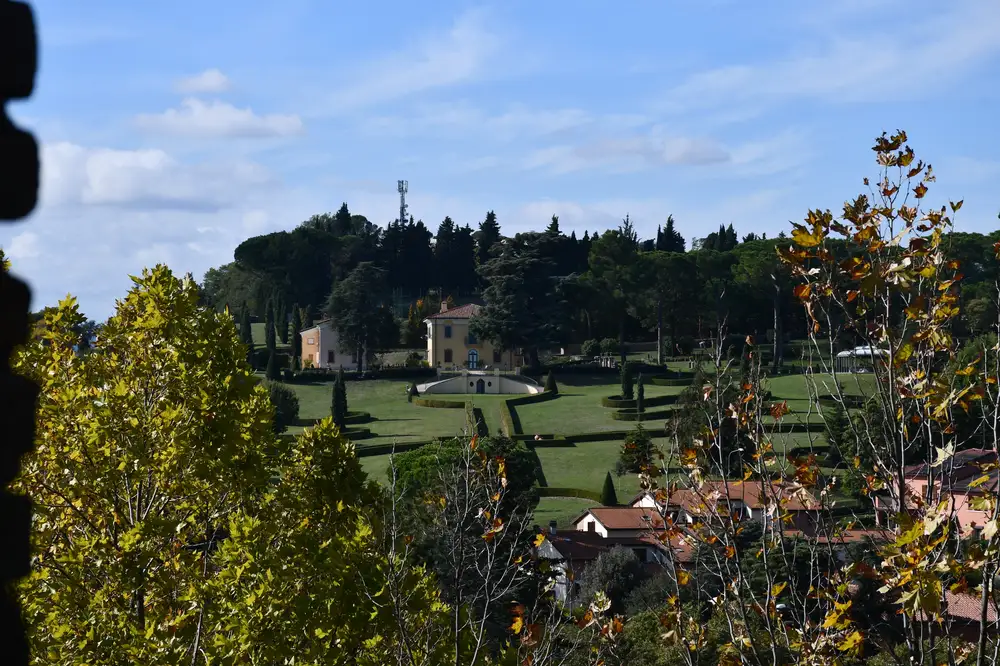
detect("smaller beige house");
top-left (300, 319), bottom-right (359, 370)
top-left (424, 302), bottom-right (517, 370)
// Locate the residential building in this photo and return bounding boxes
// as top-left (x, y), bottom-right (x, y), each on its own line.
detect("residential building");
top-left (424, 302), bottom-right (517, 370)
top-left (875, 448), bottom-right (998, 532)
top-left (299, 319), bottom-right (359, 370)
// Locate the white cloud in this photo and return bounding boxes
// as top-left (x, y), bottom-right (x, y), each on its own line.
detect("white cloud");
top-left (6, 231), bottom-right (40, 260)
top-left (522, 134), bottom-right (731, 175)
top-left (326, 9), bottom-right (503, 111)
top-left (662, 0), bottom-right (1000, 114)
top-left (41, 142), bottom-right (273, 212)
top-left (174, 69), bottom-right (231, 94)
top-left (135, 98), bottom-right (304, 138)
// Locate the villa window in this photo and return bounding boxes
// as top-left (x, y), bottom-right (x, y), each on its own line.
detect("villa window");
top-left (587, 521), bottom-right (595, 532)
top-left (493, 349), bottom-right (502, 363)
top-left (444, 325), bottom-right (452, 339)
top-left (307, 337), bottom-right (315, 345)
top-left (467, 332), bottom-right (477, 344)
top-left (327, 350), bottom-right (335, 363)
top-left (444, 349), bottom-right (453, 363)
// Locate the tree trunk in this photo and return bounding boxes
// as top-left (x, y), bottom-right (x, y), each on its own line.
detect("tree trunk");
top-left (528, 347), bottom-right (540, 371)
top-left (656, 296), bottom-right (663, 366)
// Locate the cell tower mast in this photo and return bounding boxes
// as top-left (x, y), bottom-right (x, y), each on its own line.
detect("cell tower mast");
top-left (397, 180), bottom-right (408, 223)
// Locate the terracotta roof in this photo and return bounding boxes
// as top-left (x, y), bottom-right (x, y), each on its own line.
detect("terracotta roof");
top-left (425, 303), bottom-right (481, 320)
top-left (543, 530), bottom-right (696, 565)
top-left (574, 507), bottom-right (666, 531)
top-left (300, 318), bottom-right (333, 333)
top-left (630, 480), bottom-right (820, 515)
top-left (915, 591), bottom-right (1000, 624)
top-left (783, 528), bottom-right (890, 545)
top-left (905, 449), bottom-right (997, 480)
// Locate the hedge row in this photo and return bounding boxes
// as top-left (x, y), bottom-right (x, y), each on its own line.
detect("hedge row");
top-left (287, 367), bottom-right (437, 383)
top-left (762, 420), bottom-right (827, 433)
top-left (610, 409), bottom-right (675, 422)
top-left (516, 428), bottom-right (670, 447)
top-left (471, 407), bottom-right (489, 438)
top-left (343, 411), bottom-right (372, 425)
top-left (600, 394), bottom-right (679, 409)
top-left (412, 397), bottom-right (466, 408)
top-left (498, 390), bottom-right (557, 437)
top-left (816, 395), bottom-right (868, 409)
top-left (343, 427), bottom-right (373, 440)
top-left (649, 377), bottom-right (692, 387)
top-left (355, 440), bottom-right (436, 457)
top-left (500, 401), bottom-right (515, 437)
top-left (506, 391), bottom-right (559, 407)
top-left (537, 487), bottom-right (602, 502)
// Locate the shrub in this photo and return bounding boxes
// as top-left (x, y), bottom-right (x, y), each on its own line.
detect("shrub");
top-left (579, 546), bottom-right (647, 615)
top-left (600, 337), bottom-right (620, 355)
top-left (407, 382), bottom-right (419, 402)
top-left (581, 339), bottom-right (600, 357)
top-left (601, 471), bottom-right (619, 506)
top-left (544, 372), bottom-right (558, 394)
top-left (331, 367), bottom-right (348, 428)
top-left (404, 350), bottom-right (423, 368)
top-left (619, 424), bottom-right (655, 473)
top-left (263, 380), bottom-right (299, 433)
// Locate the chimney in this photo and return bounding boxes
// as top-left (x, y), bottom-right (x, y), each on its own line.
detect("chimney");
top-left (548, 520), bottom-right (557, 536)
top-left (440, 301), bottom-right (449, 313)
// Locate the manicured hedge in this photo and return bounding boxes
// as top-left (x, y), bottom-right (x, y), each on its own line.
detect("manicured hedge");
top-left (762, 420), bottom-right (826, 433)
top-left (816, 394), bottom-right (868, 409)
top-left (289, 367), bottom-right (436, 383)
top-left (355, 440), bottom-right (435, 457)
top-left (610, 409), bottom-right (674, 422)
top-left (343, 427), bottom-right (373, 440)
top-left (649, 377), bottom-right (691, 387)
top-left (471, 407), bottom-right (489, 437)
top-left (537, 487), bottom-right (602, 502)
top-left (500, 401), bottom-right (516, 437)
top-left (413, 397), bottom-right (466, 408)
top-left (506, 390), bottom-right (558, 407)
top-left (601, 394), bottom-right (678, 409)
top-left (343, 410), bottom-right (372, 425)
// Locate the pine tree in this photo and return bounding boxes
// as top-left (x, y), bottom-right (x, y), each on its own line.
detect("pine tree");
top-left (277, 300), bottom-right (288, 344)
top-left (823, 401), bottom-right (852, 464)
top-left (636, 373), bottom-right (645, 414)
top-left (265, 349), bottom-right (280, 381)
top-left (265, 298), bottom-right (276, 351)
top-left (239, 302), bottom-right (253, 345)
top-left (291, 304), bottom-right (302, 362)
top-left (601, 471), bottom-right (619, 506)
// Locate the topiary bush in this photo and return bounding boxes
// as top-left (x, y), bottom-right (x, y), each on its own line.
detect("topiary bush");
top-left (544, 372), bottom-right (558, 394)
top-left (407, 382), bottom-right (419, 402)
top-left (263, 380), bottom-right (300, 433)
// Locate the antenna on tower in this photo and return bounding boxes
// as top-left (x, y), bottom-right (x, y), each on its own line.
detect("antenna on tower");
top-left (397, 180), bottom-right (408, 223)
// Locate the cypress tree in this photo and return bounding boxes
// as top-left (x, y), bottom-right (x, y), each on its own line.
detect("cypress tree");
top-left (265, 349), bottom-right (280, 381)
top-left (620, 362), bottom-right (635, 401)
top-left (277, 300), bottom-right (288, 344)
top-left (265, 298), bottom-right (276, 351)
top-left (544, 372), bottom-right (558, 394)
top-left (601, 471), bottom-right (619, 506)
top-left (332, 367), bottom-right (348, 428)
top-left (636, 373), bottom-right (645, 414)
top-left (239, 302), bottom-right (253, 346)
top-left (291, 304), bottom-right (303, 363)
top-left (302, 305), bottom-right (314, 330)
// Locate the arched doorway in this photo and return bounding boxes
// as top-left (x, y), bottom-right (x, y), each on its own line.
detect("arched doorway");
top-left (468, 349), bottom-right (479, 369)
top-left (476, 378), bottom-right (486, 394)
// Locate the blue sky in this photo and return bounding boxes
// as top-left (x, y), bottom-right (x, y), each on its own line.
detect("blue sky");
top-left (3, 0), bottom-right (1000, 320)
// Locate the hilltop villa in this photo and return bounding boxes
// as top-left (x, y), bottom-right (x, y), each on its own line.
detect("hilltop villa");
top-left (299, 319), bottom-right (360, 370)
top-left (424, 302), bottom-right (517, 370)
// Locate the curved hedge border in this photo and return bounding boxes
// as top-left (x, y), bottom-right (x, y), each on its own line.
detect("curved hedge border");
top-left (344, 410), bottom-right (372, 425)
top-left (601, 394), bottom-right (678, 409)
top-left (500, 390), bottom-right (558, 437)
top-left (413, 397), bottom-right (466, 408)
top-left (610, 409), bottom-right (674, 422)
top-left (816, 395), bottom-right (868, 409)
top-left (649, 377), bottom-right (691, 387)
top-left (537, 487), bottom-right (602, 502)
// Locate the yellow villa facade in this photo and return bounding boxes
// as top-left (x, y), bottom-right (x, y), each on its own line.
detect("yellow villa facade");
top-left (424, 302), bottom-right (517, 370)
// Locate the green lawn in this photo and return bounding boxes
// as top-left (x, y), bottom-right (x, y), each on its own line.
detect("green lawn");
top-left (517, 374), bottom-right (684, 436)
top-left (533, 497), bottom-right (596, 530)
top-left (288, 379), bottom-right (469, 445)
